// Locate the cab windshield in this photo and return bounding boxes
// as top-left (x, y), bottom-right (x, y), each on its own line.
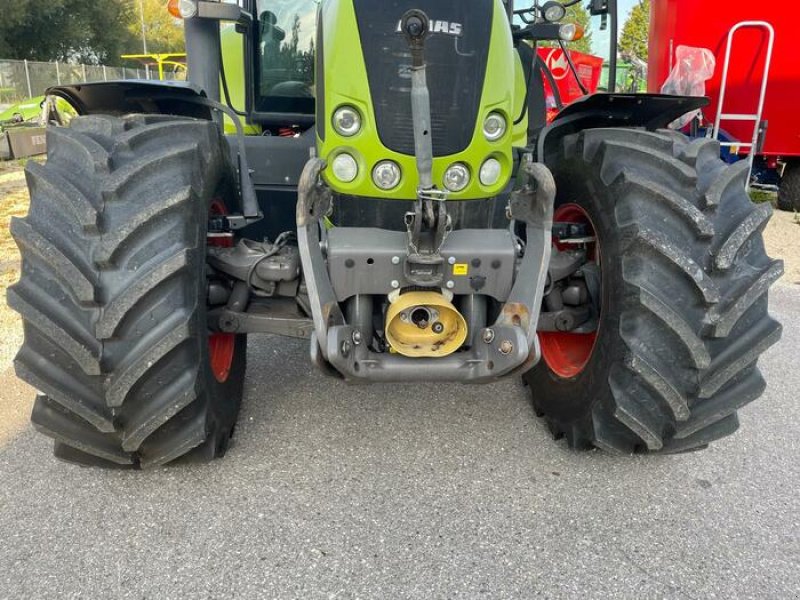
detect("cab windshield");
top-left (256, 0), bottom-right (318, 115)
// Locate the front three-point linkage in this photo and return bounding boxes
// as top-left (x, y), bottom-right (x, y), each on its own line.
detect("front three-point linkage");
top-left (400, 9), bottom-right (452, 287)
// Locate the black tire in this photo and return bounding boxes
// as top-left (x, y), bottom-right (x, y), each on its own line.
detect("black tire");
top-left (525, 128), bottom-right (783, 453)
top-left (777, 160), bottom-right (800, 212)
top-left (9, 114), bottom-right (247, 468)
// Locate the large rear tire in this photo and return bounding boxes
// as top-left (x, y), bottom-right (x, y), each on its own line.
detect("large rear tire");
top-left (777, 160), bottom-right (800, 212)
top-left (9, 114), bottom-right (246, 468)
top-left (525, 128), bottom-right (782, 453)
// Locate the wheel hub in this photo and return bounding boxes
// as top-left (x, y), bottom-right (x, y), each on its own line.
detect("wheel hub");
top-left (539, 203), bottom-right (600, 379)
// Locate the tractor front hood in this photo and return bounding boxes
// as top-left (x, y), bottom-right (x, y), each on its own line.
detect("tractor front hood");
top-left (316, 0), bottom-right (519, 201)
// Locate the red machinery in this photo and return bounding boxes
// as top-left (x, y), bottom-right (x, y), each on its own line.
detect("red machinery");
top-left (538, 47), bottom-right (604, 121)
top-left (647, 0), bottom-right (800, 207)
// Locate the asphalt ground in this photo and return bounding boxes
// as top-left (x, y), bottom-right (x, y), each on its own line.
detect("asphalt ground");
top-left (0, 284), bottom-right (798, 600)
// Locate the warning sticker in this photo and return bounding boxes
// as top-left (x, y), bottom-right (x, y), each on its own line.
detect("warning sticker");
top-left (453, 263), bottom-right (469, 276)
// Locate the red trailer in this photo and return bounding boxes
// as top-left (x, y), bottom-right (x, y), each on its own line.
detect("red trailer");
top-left (647, 0), bottom-right (800, 209)
top-left (537, 47), bottom-right (604, 122)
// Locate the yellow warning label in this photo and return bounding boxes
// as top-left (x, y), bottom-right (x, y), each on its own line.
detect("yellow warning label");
top-left (453, 263), bottom-right (469, 276)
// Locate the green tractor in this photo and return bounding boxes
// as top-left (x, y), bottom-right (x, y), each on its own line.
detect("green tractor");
top-left (9, 0), bottom-right (782, 467)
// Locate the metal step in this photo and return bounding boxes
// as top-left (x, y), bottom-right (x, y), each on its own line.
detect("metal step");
top-left (718, 113), bottom-right (760, 121)
top-left (711, 21), bottom-right (775, 190)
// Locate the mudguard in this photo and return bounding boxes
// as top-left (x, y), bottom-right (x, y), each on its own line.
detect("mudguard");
top-left (45, 80), bottom-right (213, 120)
top-left (536, 93), bottom-right (709, 164)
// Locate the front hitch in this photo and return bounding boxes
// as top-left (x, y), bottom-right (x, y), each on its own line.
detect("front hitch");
top-left (401, 9), bottom-right (434, 193)
top-left (296, 157), bottom-right (555, 383)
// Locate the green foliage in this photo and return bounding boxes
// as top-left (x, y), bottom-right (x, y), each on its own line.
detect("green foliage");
top-left (0, 0), bottom-right (135, 64)
top-left (129, 0), bottom-right (185, 54)
top-left (749, 189), bottom-right (777, 204)
top-left (0, 0), bottom-right (183, 63)
top-left (619, 0), bottom-right (650, 61)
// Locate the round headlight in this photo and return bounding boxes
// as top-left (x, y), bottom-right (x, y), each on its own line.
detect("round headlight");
top-left (443, 163), bottom-right (470, 192)
top-left (542, 1), bottom-right (566, 22)
top-left (331, 153), bottom-right (358, 183)
top-left (178, 0), bottom-right (198, 18)
top-left (372, 160), bottom-right (402, 190)
top-left (479, 158), bottom-right (502, 186)
top-left (332, 106), bottom-right (362, 137)
top-left (483, 113), bottom-right (507, 142)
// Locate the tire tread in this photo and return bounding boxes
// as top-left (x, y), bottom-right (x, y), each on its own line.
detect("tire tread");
top-left (10, 114), bottom-right (244, 468)
top-left (529, 128), bottom-right (781, 453)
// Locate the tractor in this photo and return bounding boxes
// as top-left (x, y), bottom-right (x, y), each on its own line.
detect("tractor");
top-left (8, 0), bottom-right (783, 467)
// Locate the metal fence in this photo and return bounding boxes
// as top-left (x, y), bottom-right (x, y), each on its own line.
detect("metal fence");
top-left (0, 59), bottom-right (183, 105)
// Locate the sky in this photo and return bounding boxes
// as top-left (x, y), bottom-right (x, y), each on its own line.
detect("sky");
top-left (619, 0), bottom-right (639, 22)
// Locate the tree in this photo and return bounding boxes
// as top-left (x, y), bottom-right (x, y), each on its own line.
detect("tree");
top-left (129, 0), bottom-right (185, 54)
top-left (619, 0), bottom-right (650, 61)
top-left (0, 0), bottom-right (134, 64)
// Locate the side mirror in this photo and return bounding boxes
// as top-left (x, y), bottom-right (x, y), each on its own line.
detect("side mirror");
top-left (589, 0), bottom-right (610, 15)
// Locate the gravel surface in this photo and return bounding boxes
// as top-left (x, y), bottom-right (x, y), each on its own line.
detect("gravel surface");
top-left (0, 166), bottom-right (27, 367)
top-left (764, 210), bottom-right (800, 284)
top-left (0, 285), bottom-right (797, 600)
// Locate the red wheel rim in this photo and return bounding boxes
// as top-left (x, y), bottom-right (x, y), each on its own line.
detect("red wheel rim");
top-left (540, 203), bottom-right (600, 379)
top-left (207, 200), bottom-right (235, 383)
top-left (208, 331), bottom-right (236, 383)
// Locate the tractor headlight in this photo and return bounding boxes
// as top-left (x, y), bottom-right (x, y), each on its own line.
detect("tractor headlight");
top-left (331, 153), bottom-right (358, 183)
top-left (559, 23), bottom-right (585, 42)
top-left (332, 106), bottom-right (362, 137)
top-left (168, 0), bottom-right (198, 18)
top-left (443, 163), bottom-right (470, 192)
top-left (479, 158), bottom-right (502, 186)
top-left (483, 112), bottom-right (507, 142)
top-left (542, 1), bottom-right (566, 22)
top-left (372, 160), bottom-right (402, 190)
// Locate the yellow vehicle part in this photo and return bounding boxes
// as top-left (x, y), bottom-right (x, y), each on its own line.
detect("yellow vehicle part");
top-left (220, 24), bottom-right (261, 135)
top-left (385, 291), bottom-right (468, 358)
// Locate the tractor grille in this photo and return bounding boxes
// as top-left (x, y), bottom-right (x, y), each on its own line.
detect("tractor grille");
top-left (382, 109), bottom-right (454, 157)
top-left (352, 0), bottom-right (493, 157)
